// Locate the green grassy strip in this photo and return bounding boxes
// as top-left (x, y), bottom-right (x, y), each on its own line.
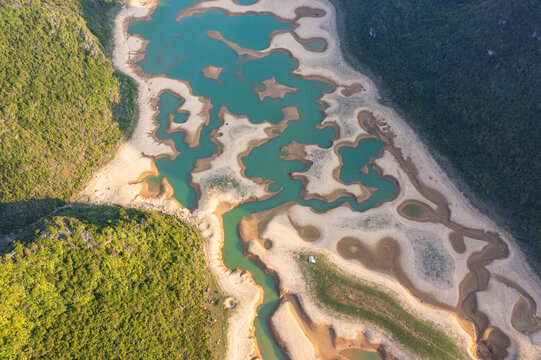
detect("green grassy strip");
top-left (301, 257), bottom-right (466, 360)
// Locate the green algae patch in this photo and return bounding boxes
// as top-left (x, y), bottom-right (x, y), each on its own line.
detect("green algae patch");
top-left (306, 39), bottom-right (326, 52)
top-left (401, 203), bottom-right (430, 220)
top-left (0, 205), bottom-right (224, 360)
top-left (300, 257), bottom-right (465, 360)
top-left (300, 226), bottom-right (320, 242)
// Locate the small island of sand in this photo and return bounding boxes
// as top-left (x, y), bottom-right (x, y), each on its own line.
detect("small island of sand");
top-left (202, 64), bottom-right (223, 81)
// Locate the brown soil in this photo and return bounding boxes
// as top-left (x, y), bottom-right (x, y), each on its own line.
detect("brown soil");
top-left (294, 6), bottom-right (326, 19)
top-left (129, 162), bottom-right (177, 203)
top-left (207, 30), bottom-right (268, 60)
top-left (341, 82), bottom-right (365, 97)
top-left (360, 165), bottom-right (369, 175)
top-left (337, 236), bottom-right (455, 313)
top-left (287, 215), bottom-right (320, 242)
top-left (297, 36), bottom-right (328, 53)
top-left (330, 114), bottom-right (399, 207)
top-left (449, 232), bottom-right (466, 254)
top-left (263, 239), bottom-right (273, 250)
top-left (255, 77), bottom-right (299, 101)
top-left (396, 199), bottom-right (440, 222)
top-left (201, 64), bottom-right (223, 81)
top-left (128, 160), bottom-right (160, 185)
top-left (161, 87), bottom-right (212, 149)
top-left (281, 106), bottom-right (300, 122)
top-left (239, 213), bottom-right (270, 250)
top-left (301, 186), bottom-right (372, 204)
top-left (277, 139), bottom-right (377, 204)
top-left (279, 141), bottom-right (309, 162)
top-left (492, 274), bottom-right (541, 335)
top-left (134, 176), bottom-right (176, 202)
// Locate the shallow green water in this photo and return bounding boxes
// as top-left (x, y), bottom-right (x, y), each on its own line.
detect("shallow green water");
top-left (402, 203), bottom-right (428, 219)
top-left (130, 1), bottom-right (396, 358)
top-left (340, 349), bottom-right (381, 360)
top-left (301, 226), bottom-right (319, 241)
top-left (306, 39), bottom-right (326, 51)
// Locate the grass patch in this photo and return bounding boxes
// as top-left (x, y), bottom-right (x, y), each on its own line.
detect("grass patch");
top-left (301, 226), bottom-right (319, 241)
top-left (300, 256), bottom-right (465, 360)
top-left (203, 264), bottom-right (229, 359)
top-left (207, 174), bottom-right (242, 193)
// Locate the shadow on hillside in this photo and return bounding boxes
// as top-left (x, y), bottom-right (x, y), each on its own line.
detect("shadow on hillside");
top-left (77, 0), bottom-right (117, 47)
top-left (50, 203), bottom-right (149, 231)
top-left (1, 198), bottom-right (65, 236)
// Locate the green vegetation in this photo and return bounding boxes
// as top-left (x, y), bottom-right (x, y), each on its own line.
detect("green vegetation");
top-left (301, 226), bottom-right (319, 241)
top-left (301, 257), bottom-right (465, 360)
top-left (0, 0), bottom-right (136, 234)
top-left (0, 205), bottom-right (225, 359)
top-left (77, 0), bottom-right (120, 47)
top-left (207, 173), bottom-right (242, 192)
top-left (331, 0), bottom-right (540, 253)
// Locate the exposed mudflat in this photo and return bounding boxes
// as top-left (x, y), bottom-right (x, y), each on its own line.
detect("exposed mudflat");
top-left (80, 0), bottom-right (541, 359)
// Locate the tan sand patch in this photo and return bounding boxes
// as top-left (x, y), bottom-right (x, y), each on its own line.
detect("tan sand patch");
top-left (255, 77), bottom-right (299, 101)
top-left (202, 64), bottom-right (223, 81)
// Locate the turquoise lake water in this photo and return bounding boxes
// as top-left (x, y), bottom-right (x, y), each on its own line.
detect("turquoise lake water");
top-left (130, 1), bottom-right (395, 358)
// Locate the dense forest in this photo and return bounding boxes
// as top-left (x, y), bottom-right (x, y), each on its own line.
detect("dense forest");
top-left (0, 205), bottom-right (221, 359)
top-left (0, 0), bottom-right (135, 234)
top-left (331, 0), bottom-right (540, 260)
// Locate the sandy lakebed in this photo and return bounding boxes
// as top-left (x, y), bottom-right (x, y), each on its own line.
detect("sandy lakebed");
top-left (79, 0), bottom-right (541, 359)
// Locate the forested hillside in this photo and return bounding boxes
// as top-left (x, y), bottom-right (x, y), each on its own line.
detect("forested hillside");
top-left (0, 205), bottom-right (222, 359)
top-left (0, 0), bottom-right (135, 234)
top-left (332, 0), bottom-right (540, 255)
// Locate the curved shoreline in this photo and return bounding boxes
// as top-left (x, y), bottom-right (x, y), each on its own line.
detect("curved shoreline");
top-left (359, 109), bottom-right (516, 358)
top-left (80, 1), bottom-right (535, 358)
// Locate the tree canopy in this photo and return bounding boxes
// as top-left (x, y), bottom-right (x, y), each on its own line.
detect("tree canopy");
top-left (0, 0), bottom-right (135, 234)
top-left (0, 205), bottom-right (216, 359)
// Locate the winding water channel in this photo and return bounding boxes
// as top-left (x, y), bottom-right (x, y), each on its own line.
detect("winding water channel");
top-left (130, 1), bottom-right (395, 358)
